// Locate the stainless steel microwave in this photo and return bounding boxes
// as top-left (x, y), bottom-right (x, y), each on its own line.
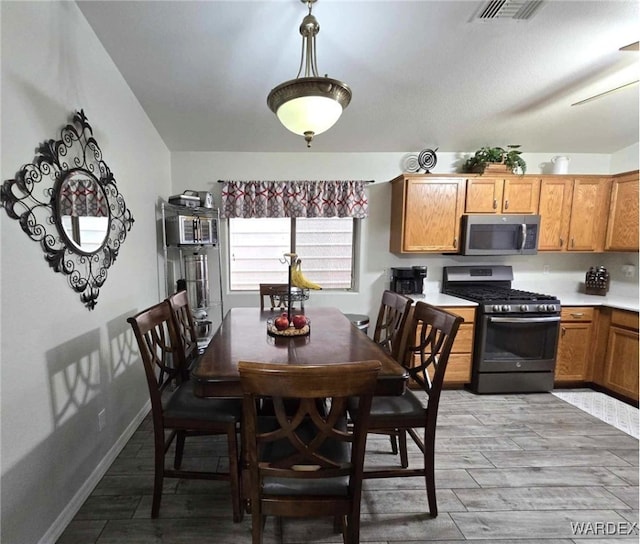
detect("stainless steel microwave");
top-left (165, 215), bottom-right (217, 246)
top-left (461, 214), bottom-right (540, 255)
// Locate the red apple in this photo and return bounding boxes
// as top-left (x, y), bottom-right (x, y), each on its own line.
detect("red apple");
top-left (291, 315), bottom-right (308, 329)
top-left (274, 315), bottom-right (290, 330)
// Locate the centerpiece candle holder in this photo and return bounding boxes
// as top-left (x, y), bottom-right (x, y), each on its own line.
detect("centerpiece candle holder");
top-left (266, 253), bottom-right (310, 337)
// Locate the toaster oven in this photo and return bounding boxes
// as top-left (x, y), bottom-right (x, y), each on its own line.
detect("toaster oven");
top-left (165, 215), bottom-right (217, 246)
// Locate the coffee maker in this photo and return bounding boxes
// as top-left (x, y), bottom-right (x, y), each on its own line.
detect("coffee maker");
top-left (390, 266), bottom-right (427, 295)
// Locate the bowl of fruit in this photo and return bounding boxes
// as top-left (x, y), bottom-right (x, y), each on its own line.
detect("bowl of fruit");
top-left (267, 313), bottom-right (310, 337)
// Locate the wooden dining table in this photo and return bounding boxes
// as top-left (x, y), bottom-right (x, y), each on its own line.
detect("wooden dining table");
top-left (191, 307), bottom-right (409, 398)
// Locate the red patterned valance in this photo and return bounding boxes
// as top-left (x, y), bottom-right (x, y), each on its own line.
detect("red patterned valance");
top-left (59, 176), bottom-right (108, 217)
top-left (220, 180), bottom-right (369, 219)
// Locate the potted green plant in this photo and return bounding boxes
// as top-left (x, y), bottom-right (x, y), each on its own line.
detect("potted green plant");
top-left (462, 145), bottom-right (527, 175)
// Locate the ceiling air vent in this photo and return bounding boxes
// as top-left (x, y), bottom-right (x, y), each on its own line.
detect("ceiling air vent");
top-left (475, 0), bottom-right (544, 21)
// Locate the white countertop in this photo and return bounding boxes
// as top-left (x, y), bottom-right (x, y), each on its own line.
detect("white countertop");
top-left (549, 291), bottom-right (639, 312)
top-left (410, 292), bottom-right (477, 307)
top-left (410, 284), bottom-right (639, 313)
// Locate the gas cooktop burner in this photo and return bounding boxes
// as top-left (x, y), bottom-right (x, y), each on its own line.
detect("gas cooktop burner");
top-left (441, 265), bottom-right (561, 314)
top-left (444, 286), bottom-right (557, 303)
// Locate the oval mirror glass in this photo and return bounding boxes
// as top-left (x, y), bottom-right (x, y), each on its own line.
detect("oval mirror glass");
top-left (57, 170), bottom-right (110, 254)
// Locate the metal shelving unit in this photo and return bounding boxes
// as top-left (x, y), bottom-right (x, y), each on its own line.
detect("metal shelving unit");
top-left (160, 201), bottom-right (224, 334)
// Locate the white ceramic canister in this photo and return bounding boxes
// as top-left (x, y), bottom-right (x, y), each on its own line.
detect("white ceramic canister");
top-left (551, 156), bottom-right (570, 174)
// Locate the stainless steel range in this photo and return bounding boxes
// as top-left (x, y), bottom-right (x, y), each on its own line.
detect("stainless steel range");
top-left (442, 265), bottom-right (561, 394)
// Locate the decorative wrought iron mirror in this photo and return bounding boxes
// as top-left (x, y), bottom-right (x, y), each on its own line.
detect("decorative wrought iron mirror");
top-left (1, 110), bottom-right (134, 309)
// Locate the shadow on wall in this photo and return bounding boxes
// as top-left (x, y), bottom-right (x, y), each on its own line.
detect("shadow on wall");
top-left (107, 310), bottom-right (140, 381)
top-left (0, 309), bottom-right (147, 543)
top-left (46, 310), bottom-right (142, 429)
top-left (47, 328), bottom-right (103, 429)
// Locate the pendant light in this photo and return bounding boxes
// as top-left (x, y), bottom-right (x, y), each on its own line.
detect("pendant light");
top-left (267, 0), bottom-right (352, 148)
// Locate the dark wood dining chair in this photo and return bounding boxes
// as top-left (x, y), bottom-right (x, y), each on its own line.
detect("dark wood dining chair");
top-left (371, 290), bottom-right (413, 454)
top-left (166, 290), bottom-right (200, 380)
top-left (259, 283), bottom-right (304, 311)
top-left (373, 290), bottom-right (414, 365)
top-left (349, 301), bottom-right (463, 517)
top-left (239, 360), bottom-right (382, 544)
top-left (127, 301), bottom-right (243, 522)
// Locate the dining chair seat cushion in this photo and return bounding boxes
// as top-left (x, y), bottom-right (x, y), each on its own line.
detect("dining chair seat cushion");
top-left (349, 389), bottom-right (425, 420)
top-left (258, 417), bottom-right (350, 497)
top-left (263, 474), bottom-right (349, 497)
top-left (163, 382), bottom-right (242, 423)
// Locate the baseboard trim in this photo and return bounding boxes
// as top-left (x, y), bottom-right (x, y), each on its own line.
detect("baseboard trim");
top-left (39, 400), bottom-right (151, 544)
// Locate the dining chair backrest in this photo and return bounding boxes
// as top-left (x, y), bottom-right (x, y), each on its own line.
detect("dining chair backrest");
top-left (401, 301), bottom-right (463, 410)
top-left (373, 290), bottom-right (413, 361)
top-left (354, 302), bottom-right (464, 518)
top-left (166, 290), bottom-right (198, 375)
top-left (127, 301), bottom-right (183, 409)
top-left (127, 300), bottom-right (244, 522)
top-left (259, 283), bottom-right (304, 311)
top-left (239, 359), bottom-right (381, 543)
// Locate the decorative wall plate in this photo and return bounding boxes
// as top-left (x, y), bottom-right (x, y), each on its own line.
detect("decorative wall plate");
top-left (418, 148), bottom-right (438, 173)
top-left (0, 110), bottom-right (134, 310)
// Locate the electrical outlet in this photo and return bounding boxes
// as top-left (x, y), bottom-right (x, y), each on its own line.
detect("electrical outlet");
top-left (622, 264), bottom-right (635, 278)
top-left (543, 265), bottom-right (550, 274)
top-left (98, 409), bottom-right (106, 431)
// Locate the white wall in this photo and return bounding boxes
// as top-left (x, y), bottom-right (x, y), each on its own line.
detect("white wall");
top-left (0, 2), bottom-right (171, 543)
top-left (171, 150), bottom-right (638, 323)
top-left (611, 142), bottom-right (640, 173)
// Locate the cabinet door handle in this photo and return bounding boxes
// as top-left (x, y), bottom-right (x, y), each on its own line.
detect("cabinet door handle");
top-left (493, 199), bottom-right (497, 209)
top-left (453, 237), bottom-right (458, 248)
top-left (571, 238), bottom-right (575, 248)
top-left (560, 237), bottom-right (564, 246)
top-left (504, 200), bottom-right (509, 210)
top-left (570, 313), bottom-right (585, 318)
top-left (561, 326), bottom-right (566, 337)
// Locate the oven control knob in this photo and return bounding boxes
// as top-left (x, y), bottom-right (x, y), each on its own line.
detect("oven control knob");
top-left (492, 305), bottom-right (501, 312)
top-left (502, 305), bottom-right (510, 312)
top-left (520, 304), bottom-right (529, 312)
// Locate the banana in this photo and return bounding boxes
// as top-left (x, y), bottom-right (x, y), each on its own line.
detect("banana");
top-left (291, 260), bottom-right (322, 290)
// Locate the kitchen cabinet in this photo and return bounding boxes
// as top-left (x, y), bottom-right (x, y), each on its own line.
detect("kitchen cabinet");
top-left (442, 306), bottom-right (475, 385)
top-left (538, 177), bottom-right (573, 251)
top-left (555, 307), bottom-right (595, 383)
top-left (389, 174), bottom-right (466, 253)
top-left (601, 309), bottom-right (639, 402)
top-left (605, 170), bottom-right (639, 251)
top-left (538, 176), bottom-right (611, 252)
top-left (407, 305), bottom-right (475, 388)
top-left (465, 177), bottom-right (540, 214)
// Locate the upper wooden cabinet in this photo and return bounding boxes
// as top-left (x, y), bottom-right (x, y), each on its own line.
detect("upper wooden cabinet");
top-left (538, 177), bottom-right (573, 251)
top-left (605, 170), bottom-right (639, 252)
top-left (389, 174), bottom-right (465, 253)
top-left (538, 176), bottom-right (611, 252)
top-left (465, 177), bottom-right (540, 214)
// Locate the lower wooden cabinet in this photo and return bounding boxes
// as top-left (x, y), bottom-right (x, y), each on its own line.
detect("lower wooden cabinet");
top-left (442, 306), bottom-right (475, 385)
top-left (555, 307), bottom-right (594, 383)
top-left (408, 305), bottom-right (475, 388)
top-left (601, 310), bottom-right (639, 401)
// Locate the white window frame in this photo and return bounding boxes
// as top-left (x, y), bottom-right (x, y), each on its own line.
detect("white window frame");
top-left (227, 217), bottom-right (359, 291)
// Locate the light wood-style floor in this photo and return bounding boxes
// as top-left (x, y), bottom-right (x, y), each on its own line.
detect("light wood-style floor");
top-left (57, 389), bottom-right (639, 543)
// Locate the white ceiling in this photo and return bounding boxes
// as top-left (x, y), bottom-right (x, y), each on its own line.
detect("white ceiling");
top-left (77, 0), bottom-right (639, 154)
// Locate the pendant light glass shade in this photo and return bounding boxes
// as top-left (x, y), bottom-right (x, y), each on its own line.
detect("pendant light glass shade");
top-left (267, 0), bottom-right (351, 147)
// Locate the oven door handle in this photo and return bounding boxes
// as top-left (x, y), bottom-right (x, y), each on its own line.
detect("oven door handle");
top-left (489, 316), bottom-right (561, 323)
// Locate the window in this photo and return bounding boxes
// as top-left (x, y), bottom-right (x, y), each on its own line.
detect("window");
top-left (228, 217), bottom-right (356, 290)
